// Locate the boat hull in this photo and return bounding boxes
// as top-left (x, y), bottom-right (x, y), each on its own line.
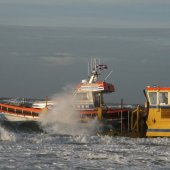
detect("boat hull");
top-left (147, 128), bottom-right (170, 137)
top-left (0, 103), bottom-right (41, 122)
top-left (146, 107), bottom-right (170, 137)
top-left (0, 112), bottom-right (39, 122)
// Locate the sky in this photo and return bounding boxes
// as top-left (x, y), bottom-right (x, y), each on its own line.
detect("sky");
top-left (0, 0), bottom-right (170, 28)
top-left (0, 1), bottom-right (170, 104)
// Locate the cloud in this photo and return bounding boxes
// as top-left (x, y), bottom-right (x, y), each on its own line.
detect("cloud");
top-left (42, 53), bottom-right (75, 65)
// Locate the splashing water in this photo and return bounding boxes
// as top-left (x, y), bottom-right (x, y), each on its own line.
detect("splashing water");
top-left (39, 89), bottom-right (99, 136)
top-left (0, 125), bottom-right (15, 141)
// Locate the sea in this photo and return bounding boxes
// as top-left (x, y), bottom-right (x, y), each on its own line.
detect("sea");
top-left (0, 96), bottom-right (170, 170)
top-left (0, 25), bottom-right (170, 103)
top-left (0, 120), bottom-right (170, 170)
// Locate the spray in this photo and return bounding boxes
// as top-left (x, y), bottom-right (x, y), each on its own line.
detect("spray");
top-left (39, 86), bottom-right (99, 136)
top-left (0, 125), bottom-right (16, 141)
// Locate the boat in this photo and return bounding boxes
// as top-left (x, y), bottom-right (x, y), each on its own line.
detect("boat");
top-left (0, 96), bottom-right (57, 122)
top-left (144, 86), bottom-right (170, 137)
top-left (0, 58), bottom-right (147, 137)
top-left (0, 103), bottom-right (41, 122)
top-left (73, 61), bottom-right (125, 120)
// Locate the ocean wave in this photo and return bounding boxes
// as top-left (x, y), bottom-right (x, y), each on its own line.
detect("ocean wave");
top-left (0, 125), bottom-right (15, 141)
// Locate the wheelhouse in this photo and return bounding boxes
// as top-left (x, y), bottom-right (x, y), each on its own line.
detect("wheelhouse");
top-left (73, 82), bottom-right (115, 110)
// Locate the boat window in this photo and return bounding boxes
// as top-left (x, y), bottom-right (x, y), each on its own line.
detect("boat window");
top-left (148, 92), bottom-right (157, 105)
top-left (159, 92), bottom-right (168, 105)
top-left (75, 93), bottom-right (88, 100)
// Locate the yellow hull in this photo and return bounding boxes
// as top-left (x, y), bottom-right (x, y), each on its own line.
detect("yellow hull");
top-left (146, 107), bottom-right (170, 137)
top-left (147, 130), bottom-right (170, 137)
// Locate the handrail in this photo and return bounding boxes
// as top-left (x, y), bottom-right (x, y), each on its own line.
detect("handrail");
top-left (0, 103), bottom-right (41, 112)
top-left (0, 103), bottom-right (41, 118)
top-left (131, 105), bottom-right (140, 132)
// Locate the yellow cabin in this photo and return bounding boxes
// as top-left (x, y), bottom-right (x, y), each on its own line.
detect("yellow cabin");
top-left (145, 86), bottom-right (170, 137)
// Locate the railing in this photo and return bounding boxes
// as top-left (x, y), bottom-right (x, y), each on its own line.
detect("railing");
top-left (131, 105), bottom-right (141, 132)
top-left (0, 103), bottom-right (41, 117)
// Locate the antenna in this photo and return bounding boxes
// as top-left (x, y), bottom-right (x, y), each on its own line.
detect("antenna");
top-left (90, 56), bottom-right (93, 72)
top-left (93, 57), bottom-right (96, 70)
top-left (94, 58), bottom-right (96, 69)
top-left (104, 70), bottom-right (113, 81)
top-left (98, 58), bottom-right (101, 65)
top-left (88, 61), bottom-right (90, 77)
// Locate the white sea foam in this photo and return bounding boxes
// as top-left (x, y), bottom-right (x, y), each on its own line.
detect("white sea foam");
top-left (0, 125), bottom-right (15, 141)
top-left (39, 87), bottom-right (99, 136)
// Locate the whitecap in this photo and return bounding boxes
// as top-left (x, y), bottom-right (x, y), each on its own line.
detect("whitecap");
top-left (0, 125), bottom-right (16, 142)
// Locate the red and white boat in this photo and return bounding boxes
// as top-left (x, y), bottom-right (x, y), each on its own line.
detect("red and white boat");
top-left (73, 59), bottom-right (132, 125)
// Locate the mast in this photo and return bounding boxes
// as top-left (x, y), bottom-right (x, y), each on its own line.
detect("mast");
top-left (88, 58), bottom-right (108, 83)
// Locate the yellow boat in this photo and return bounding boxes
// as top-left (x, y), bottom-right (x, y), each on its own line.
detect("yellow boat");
top-left (144, 86), bottom-right (170, 137)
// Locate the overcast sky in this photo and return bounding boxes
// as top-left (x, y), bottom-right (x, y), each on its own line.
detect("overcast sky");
top-left (0, 0), bottom-right (170, 28)
top-left (0, 1), bottom-right (170, 104)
